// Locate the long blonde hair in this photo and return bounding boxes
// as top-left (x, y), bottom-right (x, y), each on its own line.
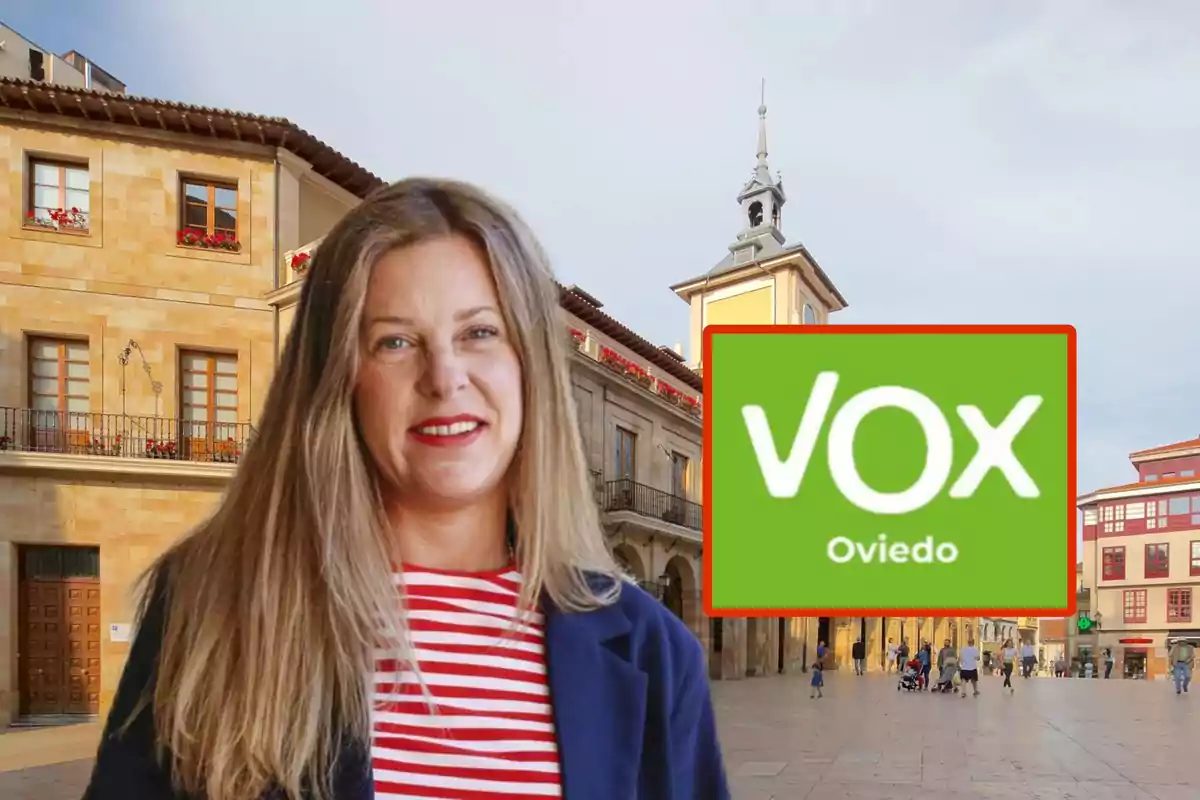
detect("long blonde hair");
top-left (134, 178), bottom-right (620, 800)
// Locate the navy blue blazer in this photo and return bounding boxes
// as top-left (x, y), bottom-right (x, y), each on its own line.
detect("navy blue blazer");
top-left (84, 577), bottom-right (730, 799)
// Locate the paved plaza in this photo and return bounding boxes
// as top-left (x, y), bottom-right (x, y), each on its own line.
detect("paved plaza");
top-left (0, 672), bottom-right (1195, 798)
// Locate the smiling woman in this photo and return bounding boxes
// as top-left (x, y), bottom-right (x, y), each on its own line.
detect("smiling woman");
top-left (83, 178), bottom-right (729, 800)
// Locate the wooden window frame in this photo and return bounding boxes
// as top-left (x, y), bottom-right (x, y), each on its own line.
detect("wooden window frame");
top-left (615, 427), bottom-right (637, 480)
top-left (1167, 588), bottom-right (1192, 623)
top-left (179, 350), bottom-right (238, 426)
top-left (26, 158), bottom-right (90, 233)
top-left (1101, 546), bottom-right (1125, 581)
top-left (1192, 540), bottom-right (1200, 577)
top-left (670, 451), bottom-right (690, 499)
top-left (27, 337), bottom-right (90, 413)
top-left (1144, 542), bottom-right (1170, 579)
top-left (1123, 589), bottom-right (1147, 624)
top-left (179, 177), bottom-right (239, 240)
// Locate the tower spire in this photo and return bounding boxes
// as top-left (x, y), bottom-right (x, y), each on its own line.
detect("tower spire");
top-left (757, 79), bottom-right (768, 168)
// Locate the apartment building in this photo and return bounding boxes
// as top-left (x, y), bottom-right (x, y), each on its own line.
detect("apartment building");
top-left (0, 22), bottom-right (125, 93)
top-left (0, 73), bottom-right (376, 726)
top-left (1078, 436), bottom-right (1200, 680)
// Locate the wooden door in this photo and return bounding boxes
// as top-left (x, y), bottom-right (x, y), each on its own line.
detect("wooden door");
top-left (17, 546), bottom-right (101, 717)
top-left (64, 580), bottom-right (102, 713)
top-left (18, 580), bottom-right (68, 715)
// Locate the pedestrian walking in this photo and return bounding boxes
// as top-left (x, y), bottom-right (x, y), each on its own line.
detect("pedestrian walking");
top-left (1168, 639), bottom-right (1195, 695)
top-left (1084, 660), bottom-right (1094, 679)
top-left (852, 637), bottom-right (866, 675)
top-left (936, 639), bottom-right (954, 682)
top-left (1020, 640), bottom-right (1037, 678)
top-left (1104, 649), bottom-right (1115, 679)
top-left (896, 639), bottom-right (910, 673)
top-left (886, 638), bottom-right (898, 673)
top-left (960, 638), bottom-right (981, 697)
top-left (918, 643), bottom-right (932, 690)
top-left (1000, 638), bottom-right (1017, 694)
top-left (810, 661), bottom-right (825, 698)
top-left (816, 640), bottom-right (828, 669)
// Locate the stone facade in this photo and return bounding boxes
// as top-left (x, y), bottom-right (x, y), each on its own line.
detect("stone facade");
top-left (0, 111), bottom-right (359, 726)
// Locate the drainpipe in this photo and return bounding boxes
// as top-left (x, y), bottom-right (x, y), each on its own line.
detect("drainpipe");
top-left (271, 156), bottom-right (281, 363)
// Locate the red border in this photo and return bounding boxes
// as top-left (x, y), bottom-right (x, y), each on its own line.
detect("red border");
top-left (701, 323), bottom-right (1078, 618)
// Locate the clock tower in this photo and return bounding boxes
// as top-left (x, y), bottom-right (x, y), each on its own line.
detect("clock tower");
top-left (669, 99), bottom-right (849, 372)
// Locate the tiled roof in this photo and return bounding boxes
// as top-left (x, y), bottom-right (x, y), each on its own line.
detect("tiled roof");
top-left (1130, 437), bottom-right (1200, 458)
top-left (0, 77), bottom-right (386, 198)
top-left (1080, 473), bottom-right (1200, 500)
top-left (558, 287), bottom-right (702, 392)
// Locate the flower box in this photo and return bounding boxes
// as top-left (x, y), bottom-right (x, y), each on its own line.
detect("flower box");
top-left (178, 227), bottom-right (241, 252)
top-left (291, 252), bottom-right (312, 274)
top-left (26, 207), bottom-right (89, 233)
top-left (144, 438), bottom-right (178, 458)
top-left (569, 328), bottom-right (586, 350)
top-left (84, 435), bottom-right (123, 457)
top-left (656, 381), bottom-right (685, 406)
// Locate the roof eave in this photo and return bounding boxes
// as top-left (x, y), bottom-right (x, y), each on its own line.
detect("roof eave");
top-left (669, 245), bottom-right (849, 312)
top-left (0, 77), bottom-right (387, 200)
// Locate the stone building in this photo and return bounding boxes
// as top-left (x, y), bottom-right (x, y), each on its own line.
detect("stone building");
top-left (0, 74), bottom-right (373, 726)
top-left (1078, 435), bottom-right (1200, 680)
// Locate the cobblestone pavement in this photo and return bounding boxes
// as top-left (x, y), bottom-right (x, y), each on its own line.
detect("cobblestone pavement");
top-left (718, 672), bottom-right (1196, 799)
top-left (0, 673), bottom-right (1195, 798)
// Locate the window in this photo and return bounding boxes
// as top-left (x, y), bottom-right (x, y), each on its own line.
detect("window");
top-left (180, 351), bottom-right (238, 441)
top-left (28, 160), bottom-right (90, 231)
top-left (1123, 589), bottom-right (1147, 623)
top-left (1146, 473), bottom-right (1158, 481)
top-left (180, 178), bottom-right (238, 239)
top-left (1147, 499), bottom-right (1168, 530)
top-left (670, 451), bottom-right (690, 498)
top-left (1192, 541), bottom-right (1200, 577)
top-left (1083, 508), bottom-right (1098, 526)
top-left (1182, 469), bottom-right (1196, 478)
top-left (1145, 543), bottom-right (1169, 579)
top-left (1168, 588), bottom-right (1193, 623)
top-left (28, 49), bottom-right (45, 81)
top-left (615, 427), bottom-right (636, 479)
top-left (1125, 501), bottom-right (1145, 520)
top-left (28, 337), bottom-right (90, 416)
top-left (1101, 546), bottom-right (1125, 580)
top-left (1168, 496), bottom-right (1190, 516)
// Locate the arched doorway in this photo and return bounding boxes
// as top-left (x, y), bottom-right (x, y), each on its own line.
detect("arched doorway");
top-left (611, 543), bottom-right (646, 583)
top-left (662, 555), bottom-right (696, 626)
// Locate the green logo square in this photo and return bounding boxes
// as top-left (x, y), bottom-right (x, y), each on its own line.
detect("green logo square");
top-left (704, 325), bottom-right (1075, 616)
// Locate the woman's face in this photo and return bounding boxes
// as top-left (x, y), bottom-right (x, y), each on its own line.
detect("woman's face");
top-left (354, 235), bottom-right (524, 510)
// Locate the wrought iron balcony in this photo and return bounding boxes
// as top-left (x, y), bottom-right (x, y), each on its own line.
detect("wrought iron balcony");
top-left (596, 476), bottom-right (701, 532)
top-left (0, 408), bottom-right (252, 464)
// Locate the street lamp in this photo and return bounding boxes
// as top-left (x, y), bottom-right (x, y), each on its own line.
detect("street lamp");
top-left (657, 569), bottom-right (672, 601)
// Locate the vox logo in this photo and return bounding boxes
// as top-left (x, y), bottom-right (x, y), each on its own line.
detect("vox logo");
top-left (741, 372), bottom-right (1044, 515)
top-left (703, 324), bottom-right (1076, 618)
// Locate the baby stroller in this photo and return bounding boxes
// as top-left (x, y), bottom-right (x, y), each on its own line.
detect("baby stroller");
top-left (932, 663), bottom-right (958, 694)
top-left (897, 663), bottom-right (922, 691)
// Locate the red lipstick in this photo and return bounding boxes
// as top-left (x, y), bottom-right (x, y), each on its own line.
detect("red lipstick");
top-left (407, 414), bottom-right (487, 448)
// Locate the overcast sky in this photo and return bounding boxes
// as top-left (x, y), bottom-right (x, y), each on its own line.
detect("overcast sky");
top-left (8, 0), bottom-right (1199, 505)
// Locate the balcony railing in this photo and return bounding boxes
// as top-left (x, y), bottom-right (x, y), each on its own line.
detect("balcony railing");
top-left (597, 477), bottom-right (701, 531)
top-left (0, 408), bottom-right (252, 464)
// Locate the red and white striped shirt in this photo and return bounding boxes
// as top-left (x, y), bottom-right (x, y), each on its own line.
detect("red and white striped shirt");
top-left (371, 565), bottom-right (562, 799)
